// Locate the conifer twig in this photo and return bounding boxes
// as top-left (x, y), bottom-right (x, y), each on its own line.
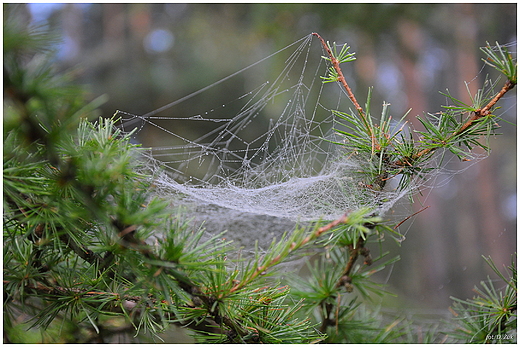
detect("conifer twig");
top-left (312, 33), bottom-right (363, 116)
top-left (229, 212), bottom-right (352, 294)
top-left (393, 205), bottom-right (430, 229)
top-left (313, 32), bottom-right (379, 153)
top-left (406, 78), bottom-right (515, 164)
top-left (456, 79), bottom-right (515, 134)
top-left (2, 279), bottom-right (141, 302)
top-left (314, 32), bottom-right (516, 171)
top-left (2, 279), bottom-right (226, 335)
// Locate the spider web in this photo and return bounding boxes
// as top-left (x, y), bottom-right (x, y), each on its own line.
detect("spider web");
top-left (115, 33), bottom-right (484, 248)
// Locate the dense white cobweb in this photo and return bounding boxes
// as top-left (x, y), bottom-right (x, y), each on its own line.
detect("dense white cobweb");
top-left (115, 34), bottom-right (430, 247)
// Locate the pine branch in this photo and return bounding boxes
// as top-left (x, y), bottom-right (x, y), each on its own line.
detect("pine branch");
top-left (58, 229), bottom-right (103, 265)
top-left (2, 279), bottom-right (225, 336)
top-left (315, 32), bottom-right (516, 187)
top-left (229, 212), bottom-right (352, 294)
top-left (5, 17), bottom-right (514, 343)
top-left (406, 79), bottom-right (516, 164)
top-left (457, 79), bottom-right (515, 134)
top-left (313, 32), bottom-right (379, 154)
top-left (312, 33), bottom-right (363, 116)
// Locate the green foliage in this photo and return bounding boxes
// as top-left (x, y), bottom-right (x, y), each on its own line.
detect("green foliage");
top-left (326, 41), bottom-right (515, 194)
top-left (481, 42), bottom-right (517, 84)
top-left (2, 17), bottom-right (327, 342)
top-left (3, 13), bottom-right (516, 344)
top-left (320, 42), bottom-right (356, 84)
top-left (448, 255), bottom-right (517, 344)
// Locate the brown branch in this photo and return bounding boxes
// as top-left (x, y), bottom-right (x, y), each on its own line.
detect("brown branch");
top-left (319, 302), bottom-right (335, 333)
top-left (402, 78), bottom-right (516, 165)
top-left (394, 205), bottom-right (430, 229)
top-left (313, 32), bottom-right (378, 153)
top-left (229, 212), bottom-right (352, 294)
top-left (336, 236), bottom-right (366, 291)
top-left (456, 79), bottom-right (516, 136)
top-left (3, 279), bottom-right (140, 301)
top-left (314, 212), bottom-right (351, 239)
top-left (318, 233), bottom-right (371, 333)
top-left (3, 279), bottom-right (225, 336)
top-left (312, 32), bottom-right (363, 115)
top-left (58, 230), bottom-right (103, 265)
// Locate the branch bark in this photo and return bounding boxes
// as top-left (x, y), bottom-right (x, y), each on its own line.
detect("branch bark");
top-left (456, 79), bottom-right (516, 135)
top-left (2, 279), bottom-right (225, 336)
top-left (312, 32), bottom-right (363, 116)
top-left (313, 33), bottom-right (515, 170)
top-left (313, 32), bottom-right (379, 153)
top-left (229, 212), bottom-right (352, 294)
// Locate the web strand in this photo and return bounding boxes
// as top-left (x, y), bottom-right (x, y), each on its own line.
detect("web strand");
top-left (116, 34), bottom-right (491, 247)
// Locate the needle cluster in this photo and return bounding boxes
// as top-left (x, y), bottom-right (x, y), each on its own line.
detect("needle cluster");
top-left (3, 14), bottom-right (516, 343)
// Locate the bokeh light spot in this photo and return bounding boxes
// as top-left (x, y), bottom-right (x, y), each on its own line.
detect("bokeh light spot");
top-left (144, 29), bottom-right (175, 54)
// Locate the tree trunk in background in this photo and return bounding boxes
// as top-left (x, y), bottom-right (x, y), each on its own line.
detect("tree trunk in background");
top-left (451, 2), bottom-right (483, 299)
top-left (453, 3), bottom-right (509, 289)
top-left (103, 3), bottom-right (125, 44)
top-left (392, 4), bottom-right (514, 307)
top-left (395, 17), bottom-right (451, 306)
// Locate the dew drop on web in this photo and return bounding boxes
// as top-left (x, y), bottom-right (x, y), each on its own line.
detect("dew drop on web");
top-left (118, 34), bottom-right (425, 249)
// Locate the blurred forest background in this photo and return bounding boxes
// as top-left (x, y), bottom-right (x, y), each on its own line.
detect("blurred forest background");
top-left (8, 2), bottom-right (516, 322)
